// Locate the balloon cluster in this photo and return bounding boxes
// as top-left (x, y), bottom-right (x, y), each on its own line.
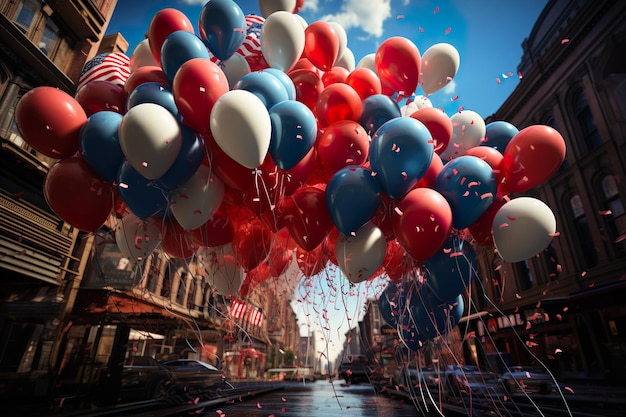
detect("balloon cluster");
top-left (14, 0), bottom-right (566, 349)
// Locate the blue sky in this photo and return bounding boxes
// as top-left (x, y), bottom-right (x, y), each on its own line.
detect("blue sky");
top-left (106, 0), bottom-right (547, 119)
top-left (104, 0), bottom-right (548, 363)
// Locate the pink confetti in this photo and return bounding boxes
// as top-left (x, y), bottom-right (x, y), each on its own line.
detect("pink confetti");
top-left (515, 293), bottom-right (522, 299)
top-left (564, 386), bottom-right (574, 393)
top-left (445, 27), bottom-right (451, 35)
top-left (234, 27), bottom-right (244, 33)
top-left (599, 209), bottom-right (612, 215)
top-left (498, 222), bottom-right (509, 229)
top-left (394, 207), bottom-right (403, 215)
top-left (419, 27), bottom-right (424, 32)
top-left (434, 6), bottom-right (439, 13)
top-left (451, 95), bottom-right (459, 101)
top-left (397, 15), bottom-right (405, 19)
top-left (119, 182), bottom-right (129, 189)
top-left (141, 161), bottom-right (148, 167)
top-left (496, 77), bottom-right (501, 85)
top-left (561, 38), bottom-right (570, 44)
top-left (256, 402), bottom-right (262, 409)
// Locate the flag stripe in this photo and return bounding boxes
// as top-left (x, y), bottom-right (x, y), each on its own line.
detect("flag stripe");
top-left (78, 53), bottom-right (131, 90)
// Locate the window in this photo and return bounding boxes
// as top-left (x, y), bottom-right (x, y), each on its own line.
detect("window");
top-left (39, 18), bottom-right (60, 57)
top-left (14, 0), bottom-right (39, 34)
top-left (573, 88), bottom-right (602, 150)
top-left (515, 260), bottom-right (533, 291)
top-left (600, 175), bottom-right (626, 257)
top-left (570, 195), bottom-right (598, 267)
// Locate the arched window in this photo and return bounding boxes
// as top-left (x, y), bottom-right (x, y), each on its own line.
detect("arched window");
top-left (570, 194), bottom-right (597, 267)
top-left (573, 88), bottom-right (602, 150)
top-left (600, 175), bottom-right (626, 257)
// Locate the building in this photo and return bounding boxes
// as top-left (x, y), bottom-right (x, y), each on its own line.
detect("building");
top-left (466, 0), bottom-right (626, 384)
top-left (0, 0), bottom-right (119, 405)
top-left (0, 1), bottom-right (303, 408)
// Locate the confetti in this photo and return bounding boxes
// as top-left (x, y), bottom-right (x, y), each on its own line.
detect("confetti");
top-left (561, 38), bottom-right (570, 44)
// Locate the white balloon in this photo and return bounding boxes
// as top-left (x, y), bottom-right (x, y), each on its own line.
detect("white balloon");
top-left (129, 39), bottom-right (158, 72)
top-left (293, 13), bottom-right (308, 29)
top-left (205, 246), bottom-right (245, 296)
top-left (329, 22), bottom-right (348, 68)
top-left (420, 43), bottom-right (460, 95)
top-left (119, 102), bottom-right (182, 179)
top-left (170, 164), bottom-right (225, 231)
top-left (259, 0), bottom-right (296, 18)
top-left (492, 197), bottom-right (557, 263)
top-left (335, 47), bottom-right (355, 72)
top-left (336, 222), bottom-right (387, 284)
top-left (210, 89), bottom-right (271, 169)
top-left (357, 53), bottom-right (377, 74)
top-left (218, 53), bottom-right (251, 89)
top-left (400, 95), bottom-right (433, 116)
top-left (440, 110), bottom-right (486, 161)
top-left (115, 214), bottom-right (161, 261)
top-left (261, 11), bottom-right (305, 72)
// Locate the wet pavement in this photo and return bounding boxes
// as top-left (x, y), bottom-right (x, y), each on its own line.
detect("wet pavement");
top-left (205, 380), bottom-right (426, 417)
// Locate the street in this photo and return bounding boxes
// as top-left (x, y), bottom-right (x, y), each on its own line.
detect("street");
top-left (205, 380), bottom-right (428, 417)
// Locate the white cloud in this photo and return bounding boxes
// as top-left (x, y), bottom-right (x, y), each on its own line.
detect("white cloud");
top-left (442, 79), bottom-right (457, 95)
top-left (303, 0), bottom-right (319, 12)
top-left (319, 0), bottom-right (391, 38)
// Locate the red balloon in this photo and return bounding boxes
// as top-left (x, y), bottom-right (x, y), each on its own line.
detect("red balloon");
top-left (232, 219), bottom-right (273, 272)
top-left (467, 195), bottom-right (507, 247)
top-left (415, 152), bottom-right (444, 189)
top-left (346, 67), bottom-right (382, 100)
top-left (44, 156), bottom-right (113, 231)
top-left (391, 188), bottom-right (453, 262)
top-left (148, 8), bottom-right (195, 66)
top-left (322, 227), bottom-right (339, 266)
top-left (409, 107), bottom-right (452, 155)
top-left (375, 37), bottom-right (421, 97)
top-left (289, 69), bottom-right (324, 113)
top-left (464, 145), bottom-right (504, 188)
top-left (370, 195), bottom-right (396, 241)
top-left (247, 262), bottom-right (272, 285)
top-left (205, 134), bottom-right (255, 192)
top-left (281, 185), bottom-right (333, 252)
top-left (303, 21), bottom-right (340, 71)
top-left (268, 229), bottom-right (295, 276)
top-left (501, 125), bottom-right (566, 194)
top-left (381, 240), bottom-right (415, 282)
top-left (288, 57), bottom-right (318, 74)
top-left (296, 245), bottom-right (327, 277)
top-left (173, 58), bottom-right (229, 133)
top-left (161, 217), bottom-right (196, 259)
top-left (124, 66), bottom-right (169, 94)
top-left (191, 202), bottom-right (235, 247)
top-left (74, 81), bottom-right (127, 116)
top-left (316, 83), bottom-right (362, 128)
top-left (293, 0), bottom-right (305, 13)
top-left (322, 66), bottom-right (350, 87)
top-left (316, 120), bottom-right (370, 179)
top-left (15, 86), bottom-right (87, 158)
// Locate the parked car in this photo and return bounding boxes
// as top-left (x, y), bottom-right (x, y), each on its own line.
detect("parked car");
top-left (120, 356), bottom-right (174, 400)
top-left (499, 366), bottom-right (556, 395)
top-left (160, 359), bottom-right (233, 392)
top-left (338, 354), bottom-right (373, 384)
top-left (284, 367), bottom-right (316, 382)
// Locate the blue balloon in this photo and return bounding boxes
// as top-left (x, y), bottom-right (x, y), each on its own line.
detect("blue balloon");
top-left (117, 162), bottom-right (168, 218)
top-left (235, 71), bottom-right (289, 109)
top-left (199, 0), bottom-right (246, 61)
top-left (127, 82), bottom-right (179, 118)
top-left (359, 94), bottom-right (401, 136)
top-left (435, 155), bottom-right (496, 229)
top-left (79, 111), bottom-right (124, 183)
top-left (482, 121), bottom-right (519, 152)
top-left (400, 287), bottom-right (464, 350)
top-left (155, 126), bottom-right (205, 191)
top-left (268, 100), bottom-right (317, 170)
top-left (263, 68), bottom-right (296, 101)
top-left (326, 165), bottom-right (382, 236)
top-left (424, 236), bottom-right (476, 302)
top-left (161, 30), bottom-right (211, 83)
top-left (378, 280), bottom-right (407, 328)
top-left (369, 117), bottom-right (434, 199)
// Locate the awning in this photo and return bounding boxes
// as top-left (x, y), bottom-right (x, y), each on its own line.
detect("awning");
top-left (129, 328), bottom-right (165, 340)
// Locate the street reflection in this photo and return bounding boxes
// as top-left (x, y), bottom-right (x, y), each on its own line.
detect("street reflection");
top-left (209, 381), bottom-right (426, 417)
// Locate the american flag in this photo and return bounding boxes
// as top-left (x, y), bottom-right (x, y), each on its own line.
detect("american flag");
top-left (238, 14), bottom-right (264, 58)
top-left (77, 52), bottom-right (131, 90)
